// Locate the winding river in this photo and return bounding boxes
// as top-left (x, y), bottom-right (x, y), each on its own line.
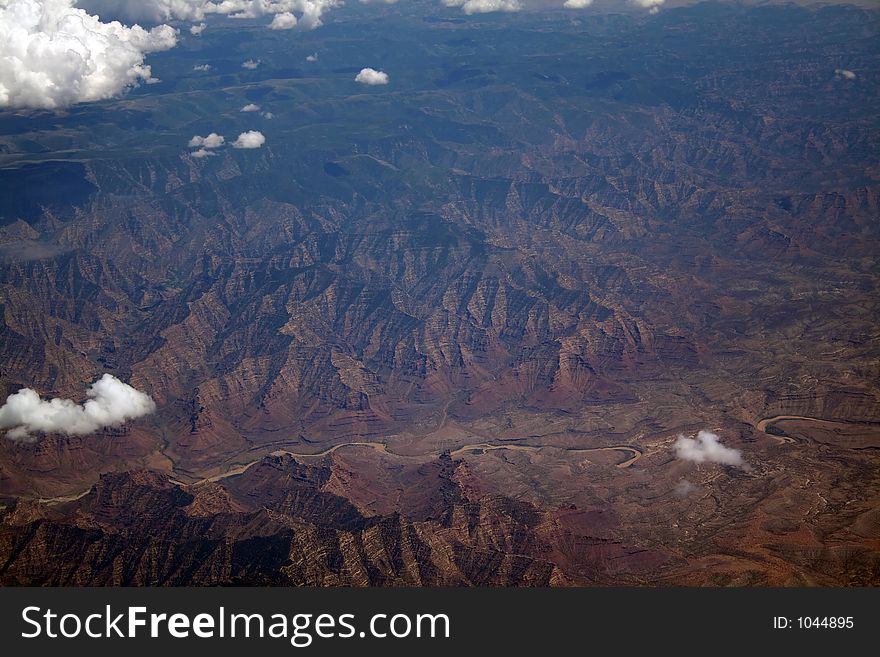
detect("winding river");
top-left (34, 439), bottom-right (642, 503)
top-left (201, 440), bottom-right (642, 485)
top-left (755, 414), bottom-right (869, 444)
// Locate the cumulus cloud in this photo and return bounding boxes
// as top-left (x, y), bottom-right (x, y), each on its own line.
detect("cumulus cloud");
top-left (0, 374), bottom-right (155, 440)
top-left (355, 67), bottom-right (389, 85)
top-left (306, 52), bottom-right (318, 62)
top-left (269, 10), bottom-right (297, 29)
top-left (631, 0), bottom-right (664, 11)
top-left (674, 430), bottom-right (747, 468)
top-left (0, 0), bottom-right (177, 110)
top-left (191, 147), bottom-right (216, 158)
top-left (193, 63), bottom-right (212, 71)
top-left (563, 0), bottom-right (593, 8)
top-left (232, 130), bottom-right (265, 148)
top-left (835, 68), bottom-right (856, 80)
top-left (442, 0), bottom-right (522, 14)
top-left (189, 21), bottom-right (206, 34)
top-left (241, 103), bottom-right (261, 111)
top-left (210, 1), bottom-right (334, 30)
top-left (242, 58), bottom-right (260, 69)
top-left (188, 132), bottom-right (225, 148)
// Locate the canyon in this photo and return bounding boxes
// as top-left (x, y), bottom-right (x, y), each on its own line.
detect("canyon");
top-left (0, 2), bottom-right (878, 585)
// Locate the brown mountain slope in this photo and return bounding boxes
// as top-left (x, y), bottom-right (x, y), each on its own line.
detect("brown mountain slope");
top-left (0, 3), bottom-right (878, 585)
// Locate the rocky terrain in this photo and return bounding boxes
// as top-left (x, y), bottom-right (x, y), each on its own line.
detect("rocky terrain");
top-left (0, 2), bottom-right (878, 585)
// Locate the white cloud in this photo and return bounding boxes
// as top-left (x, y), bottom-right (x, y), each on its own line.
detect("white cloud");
top-left (0, 374), bottom-right (156, 440)
top-left (269, 11), bottom-right (297, 29)
top-left (208, 1), bottom-right (335, 30)
top-left (835, 68), bottom-right (856, 80)
top-left (674, 430), bottom-right (747, 468)
top-left (241, 103), bottom-right (261, 112)
top-left (242, 58), bottom-right (260, 69)
top-left (190, 21), bottom-right (207, 35)
top-left (563, 0), bottom-right (593, 8)
top-left (306, 52), bottom-right (318, 62)
top-left (0, 0), bottom-right (177, 110)
top-left (191, 148), bottom-right (216, 158)
top-left (442, 0), bottom-right (522, 14)
top-left (232, 130), bottom-right (266, 148)
top-left (261, 111), bottom-right (274, 119)
top-left (291, 1), bottom-right (331, 29)
top-left (188, 132), bottom-right (225, 148)
top-left (631, 0), bottom-right (664, 10)
top-left (355, 67), bottom-right (389, 86)
top-left (193, 63), bottom-right (212, 71)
